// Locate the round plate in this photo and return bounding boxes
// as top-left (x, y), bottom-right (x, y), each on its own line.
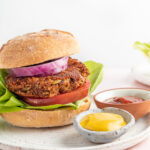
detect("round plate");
top-left (132, 63), bottom-right (150, 86)
top-left (0, 103), bottom-right (150, 150)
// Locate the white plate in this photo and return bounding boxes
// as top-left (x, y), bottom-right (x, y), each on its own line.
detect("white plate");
top-left (132, 63), bottom-right (150, 86)
top-left (0, 103), bottom-right (150, 150)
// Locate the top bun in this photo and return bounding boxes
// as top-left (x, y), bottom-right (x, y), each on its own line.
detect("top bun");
top-left (0, 29), bottom-right (80, 68)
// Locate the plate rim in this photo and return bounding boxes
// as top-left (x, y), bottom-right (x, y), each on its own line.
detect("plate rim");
top-left (0, 116), bottom-right (150, 150)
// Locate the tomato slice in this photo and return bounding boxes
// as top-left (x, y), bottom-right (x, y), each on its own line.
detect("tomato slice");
top-left (23, 80), bottom-right (90, 106)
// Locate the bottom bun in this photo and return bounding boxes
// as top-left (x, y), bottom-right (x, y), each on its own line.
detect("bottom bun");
top-left (1, 97), bottom-right (91, 128)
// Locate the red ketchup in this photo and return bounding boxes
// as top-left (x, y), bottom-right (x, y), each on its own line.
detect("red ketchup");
top-left (105, 96), bottom-right (144, 104)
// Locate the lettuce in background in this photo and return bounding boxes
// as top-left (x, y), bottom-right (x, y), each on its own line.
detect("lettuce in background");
top-left (134, 41), bottom-right (150, 58)
top-left (0, 61), bottom-right (103, 113)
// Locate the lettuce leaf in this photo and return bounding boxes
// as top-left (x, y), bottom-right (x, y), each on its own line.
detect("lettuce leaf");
top-left (0, 107), bottom-right (24, 113)
top-left (0, 60), bottom-right (103, 113)
top-left (134, 41), bottom-right (150, 57)
top-left (0, 69), bottom-right (8, 84)
top-left (84, 61), bottom-right (103, 94)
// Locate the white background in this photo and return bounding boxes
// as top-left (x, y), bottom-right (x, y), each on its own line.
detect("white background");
top-left (0, 0), bottom-right (150, 68)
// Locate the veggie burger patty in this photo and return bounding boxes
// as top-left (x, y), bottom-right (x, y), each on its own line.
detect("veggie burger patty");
top-left (6, 57), bottom-right (89, 98)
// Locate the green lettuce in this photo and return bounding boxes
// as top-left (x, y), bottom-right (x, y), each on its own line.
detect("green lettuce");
top-left (134, 41), bottom-right (150, 57)
top-left (84, 61), bottom-right (103, 94)
top-left (0, 61), bottom-right (103, 113)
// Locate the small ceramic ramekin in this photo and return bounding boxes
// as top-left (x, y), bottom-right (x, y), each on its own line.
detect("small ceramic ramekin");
top-left (94, 88), bottom-right (150, 120)
top-left (73, 107), bottom-right (135, 143)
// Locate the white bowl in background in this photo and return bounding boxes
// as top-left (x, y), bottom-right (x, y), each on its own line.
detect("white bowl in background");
top-left (132, 62), bottom-right (150, 86)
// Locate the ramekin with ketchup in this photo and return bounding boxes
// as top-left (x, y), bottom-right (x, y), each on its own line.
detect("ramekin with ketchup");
top-left (94, 88), bottom-right (150, 120)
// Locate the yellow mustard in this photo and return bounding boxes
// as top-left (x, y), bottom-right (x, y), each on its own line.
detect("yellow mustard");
top-left (80, 113), bottom-right (126, 131)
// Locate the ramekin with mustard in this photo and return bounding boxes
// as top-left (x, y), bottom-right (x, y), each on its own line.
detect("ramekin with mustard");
top-left (73, 107), bottom-right (135, 143)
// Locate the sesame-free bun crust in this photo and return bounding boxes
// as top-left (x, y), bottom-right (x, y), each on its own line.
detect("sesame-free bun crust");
top-left (1, 98), bottom-right (91, 128)
top-left (0, 29), bottom-right (80, 69)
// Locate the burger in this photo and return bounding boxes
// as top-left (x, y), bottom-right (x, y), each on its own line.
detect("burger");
top-left (0, 29), bottom-right (103, 128)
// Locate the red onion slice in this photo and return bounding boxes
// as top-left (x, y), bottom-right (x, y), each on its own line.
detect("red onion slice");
top-left (9, 57), bottom-right (68, 77)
